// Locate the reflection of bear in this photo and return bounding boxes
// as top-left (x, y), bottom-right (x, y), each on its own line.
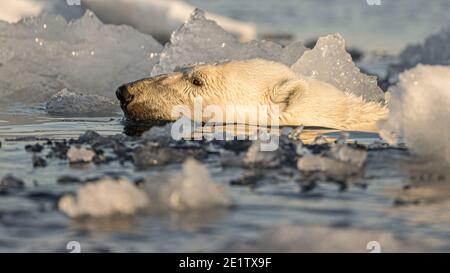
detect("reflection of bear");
top-left (117, 59), bottom-right (388, 132)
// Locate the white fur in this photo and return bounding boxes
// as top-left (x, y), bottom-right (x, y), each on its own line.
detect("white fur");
top-left (122, 59), bottom-right (388, 132)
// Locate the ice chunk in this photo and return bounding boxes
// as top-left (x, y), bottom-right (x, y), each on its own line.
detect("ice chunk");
top-left (133, 145), bottom-right (182, 168)
top-left (243, 140), bottom-right (281, 168)
top-left (388, 28), bottom-right (450, 84)
top-left (330, 143), bottom-right (367, 168)
top-left (151, 9), bottom-right (307, 76)
top-left (242, 136), bottom-right (297, 168)
top-left (144, 159), bottom-right (230, 211)
top-left (298, 154), bottom-right (361, 183)
top-left (133, 143), bottom-right (207, 169)
top-left (45, 89), bottom-right (118, 115)
top-left (58, 178), bottom-right (150, 218)
top-left (67, 146), bottom-right (96, 164)
top-left (141, 123), bottom-right (173, 145)
top-left (379, 65), bottom-right (450, 170)
top-left (297, 143), bottom-right (367, 183)
top-left (291, 34), bottom-right (385, 102)
top-left (0, 10), bottom-right (162, 105)
top-left (59, 160), bottom-right (229, 218)
top-left (0, 175), bottom-right (25, 191)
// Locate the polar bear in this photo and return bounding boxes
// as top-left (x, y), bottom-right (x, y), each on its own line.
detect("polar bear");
top-left (116, 59), bottom-right (388, 132)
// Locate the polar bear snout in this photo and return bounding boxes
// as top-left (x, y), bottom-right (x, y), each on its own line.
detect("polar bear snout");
top-left (117, 73), bottom-right (187, 121)
top-left (116, 85), bottom-right (135, 107)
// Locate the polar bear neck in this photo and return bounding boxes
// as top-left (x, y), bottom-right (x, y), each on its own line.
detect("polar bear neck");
top-left (278, 77), bottom-right (388, 132)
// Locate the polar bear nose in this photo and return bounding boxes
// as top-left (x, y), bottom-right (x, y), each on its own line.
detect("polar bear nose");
top-left (116, 85), bottom-right (134, 106)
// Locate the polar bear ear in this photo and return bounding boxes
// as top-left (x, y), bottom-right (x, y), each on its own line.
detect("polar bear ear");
top-left (269, 78), bottom-right (306, 112)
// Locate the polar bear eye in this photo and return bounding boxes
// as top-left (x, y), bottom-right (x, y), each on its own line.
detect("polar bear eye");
top-left (191, 77), bottom-right (203, 87)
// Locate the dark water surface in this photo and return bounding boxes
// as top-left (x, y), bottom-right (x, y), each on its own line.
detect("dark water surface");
top-left (1, 106), bottom-right (449, 252)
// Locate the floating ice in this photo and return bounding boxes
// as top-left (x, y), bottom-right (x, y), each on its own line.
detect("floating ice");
top-left (59, 159), bottom-right (229, 218)
top-left (133, 143), bottom-right (207, 169)
top-left (379, 65), bottom-right (450, 170)
top-left (243, 140), bottom-right (281, 168)
top-left (67, 146), bottom-right (96, 164)
top-left (144, 159), bottom-right (231, 211)
top-left (0, 175), bottom-right (25, 191)
top-left (46, 89), bottom-right (118, 115)
top-left (388, 28), bottom-right (450, 84)
top-left (297, 143), bottom-right (367, 183)
top-left (141, 123), bottom-right (174, 145)
top-left (151, 9), bottom-right (307, 76)
top-left (298, 154), bottom-right (361, 183)
top-left (58, 178), bottom-right (150, 218)
top-left (291, 34), bottom-right (385, 102)
top-left (0, 10), bottom-right (162, 105)
top-left (330, 143), bottom-right (367, 168)
top-left (133, 145), bottom-right (181, 168)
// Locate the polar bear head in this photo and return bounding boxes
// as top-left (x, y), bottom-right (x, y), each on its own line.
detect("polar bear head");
top-left (116, 58), bottom-right (388, 131)
top-left (116, 59), bottom-right (302, 122)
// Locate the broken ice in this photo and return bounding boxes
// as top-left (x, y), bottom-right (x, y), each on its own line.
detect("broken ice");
top-left (67, 146), bottom-right (96, 164)
top-left (243, 140), bottom-right (281, 168)
top-left (144, 159), bottom-right (231, 211)
top-left (0, 10), bottom-right (162, 106)
top-left (297, 142), bottom-right (367, 183)
top-left (151, 9), bottom-right (307, 76)
top-left (58, 178), bottom-right (150, 218)
top-left (59, 159), bottom-right (230, 217)
top-left (46, 89), bottom-right (118, 115)
top-left (379, 65), bottom-right (450, 171)
top-left (291, 34), bottom-right (385, 102)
